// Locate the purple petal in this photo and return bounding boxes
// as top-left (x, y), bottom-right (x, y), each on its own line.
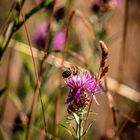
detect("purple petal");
top-left (65, 90), bottom-right (76, 104)
top-left (52, 31), bottom-right (65, 51)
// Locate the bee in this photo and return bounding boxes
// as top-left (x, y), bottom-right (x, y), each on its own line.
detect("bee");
top-left (62, 66), bottom-right (79, 78)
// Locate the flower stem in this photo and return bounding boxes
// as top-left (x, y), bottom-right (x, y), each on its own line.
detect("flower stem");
top-left (76, 119), bottom-right (82, 140)
top-left (14, 2), bottom-right (45, 32)
top-left (0, 1), bottom-right (52, 59)
top-left (73, 111), bottom-right (83, 140)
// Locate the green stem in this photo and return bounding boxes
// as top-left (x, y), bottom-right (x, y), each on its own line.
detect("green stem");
top-left (14, 2), bottom-right (45, 32)
top-left (0, 1), bottom-right (52, 59)
top-left (0, 0), bottom-right (26, 59)
top-left (73, 112), bottom-right (84, 140)
top-left (0, 21), bottom-right (15, 58)
top-left (76, 119), bottom-right (82, 140)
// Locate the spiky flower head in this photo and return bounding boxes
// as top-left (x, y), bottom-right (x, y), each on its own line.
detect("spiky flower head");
top-left (65, 71), bottom-right (103, 113)
top-left (67, 92), bottom-right (90, 114)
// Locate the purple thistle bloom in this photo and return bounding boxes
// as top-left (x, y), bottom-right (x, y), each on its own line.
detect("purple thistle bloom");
top-left (65, 71), bottom-right (103, 108)
top-left (32, 22), bottom-right (47, 50)
top-left (52, 31), bottom-right (65, 51)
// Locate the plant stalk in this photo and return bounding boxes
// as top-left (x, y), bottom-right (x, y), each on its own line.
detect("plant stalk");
top-left (0, 0), bottom-right (25, 59)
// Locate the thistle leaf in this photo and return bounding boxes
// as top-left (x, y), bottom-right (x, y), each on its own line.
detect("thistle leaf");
top-left (81, 121), bottom-right (94, 139)
top-left (59, 124), bottom-right (76, 139)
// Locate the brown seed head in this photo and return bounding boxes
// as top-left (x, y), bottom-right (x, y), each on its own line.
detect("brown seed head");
top-left (99, 40), bottom-right (108, 59)
top-left (99, 40), bottom-right (108, 68)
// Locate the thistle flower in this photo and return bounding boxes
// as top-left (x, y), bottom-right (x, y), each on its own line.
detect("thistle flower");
top-left (67, 92), bottom-right (90, 113)
top-left (32, 22), bottom-right (47, 50)
top-left (52, 31), bottom-right (65, 51)
top-left (65, 71), bottom-right (103, 112)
